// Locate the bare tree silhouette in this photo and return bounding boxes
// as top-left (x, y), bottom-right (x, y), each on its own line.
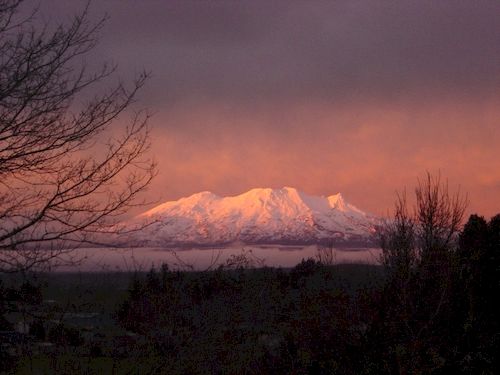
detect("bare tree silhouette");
top-left (381, 172), bottom-right (468, 275)
top-left (0, 1), bottom-right (156, 272)
top-left (378, 172), bottom-right (468, 373)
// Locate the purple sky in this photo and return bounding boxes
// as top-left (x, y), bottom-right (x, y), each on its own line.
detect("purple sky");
top-left (33, 0), bottom-right (500, 217)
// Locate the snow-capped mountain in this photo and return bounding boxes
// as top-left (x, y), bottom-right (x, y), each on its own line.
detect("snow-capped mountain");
top-left (124, 187), bottom-right (379, 246)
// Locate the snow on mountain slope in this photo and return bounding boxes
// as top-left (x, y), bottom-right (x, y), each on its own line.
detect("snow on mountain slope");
top-left (125, 187), bottom-right (379, 246)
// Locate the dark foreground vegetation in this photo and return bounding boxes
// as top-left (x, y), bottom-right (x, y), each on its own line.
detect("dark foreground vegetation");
top-left (1, 210), bottom-right (499, 374)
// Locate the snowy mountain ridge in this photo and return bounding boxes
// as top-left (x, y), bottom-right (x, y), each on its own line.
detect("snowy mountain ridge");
top-left (125, 187), bottom-right (379, 246)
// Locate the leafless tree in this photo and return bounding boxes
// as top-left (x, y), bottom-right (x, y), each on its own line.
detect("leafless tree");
top-left (380, 191), bottom-right (417, 279)
top-left (315, 243), bottom-right (337, 266)
top-left (381, 172), bottom-right (468, 274)
top-left (222, 248), bottom-right (265, 270)
top-left (379, 172), bottom-right (468, 372)
top-left (0, 1), bottom-right (156, 272)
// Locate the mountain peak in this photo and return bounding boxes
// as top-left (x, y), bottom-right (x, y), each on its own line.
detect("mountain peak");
top-left (240, 186), bottom-right (298, 195)
top-left (328, 192), bottom-right (345, 209)
top-left (182, 191), bottom-right (218, 201)
top-left (128, 187), bottom-right (378, 246)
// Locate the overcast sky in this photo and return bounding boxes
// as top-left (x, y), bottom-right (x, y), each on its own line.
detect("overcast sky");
top-left (33, 0), bottom-right (500, 217)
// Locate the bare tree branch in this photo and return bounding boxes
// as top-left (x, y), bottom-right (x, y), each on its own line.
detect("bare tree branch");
top-left (0, 1), bottom-right (156, 272)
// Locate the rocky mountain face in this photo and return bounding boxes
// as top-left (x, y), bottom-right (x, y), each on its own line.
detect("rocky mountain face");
top-left (123, 187), bottom-right (380, 247)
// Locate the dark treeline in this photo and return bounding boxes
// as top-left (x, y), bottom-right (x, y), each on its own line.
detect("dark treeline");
top-left (115, 261), bottom-right (377, 374)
